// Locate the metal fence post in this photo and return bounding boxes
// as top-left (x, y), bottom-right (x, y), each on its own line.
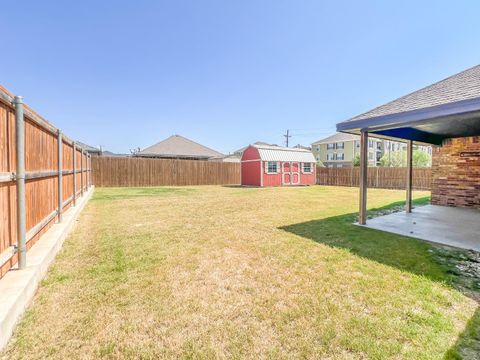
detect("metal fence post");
top-left (86, 154), bottom-right (90, 188)
top-left (14, 96), bottom-right (26, 269)
top-left (89, 155), bottom-right (93, 187)
top-left (57, 130), bottom-right (63, 222)
top-left (80, 149), bottom-right (84, 197)
top-left (72, 142), bottom-right (77, 206)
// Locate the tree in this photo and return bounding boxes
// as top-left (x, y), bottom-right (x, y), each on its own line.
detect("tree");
top-left (353, 153), bottom-right (360, 167)
top-left (412, 150), bottom-right (432, 167)
top-left (379, 150), bottom-right (431, 167)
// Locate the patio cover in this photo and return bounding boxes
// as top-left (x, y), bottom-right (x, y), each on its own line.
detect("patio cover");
top-left (337, 65), bottom-right (480, 145)
top-left (336, 64), bottom-right (480, 225)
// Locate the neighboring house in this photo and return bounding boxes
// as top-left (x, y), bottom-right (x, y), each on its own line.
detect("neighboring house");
top-left (100, 150), bottom-right (128, 157)
top-left (75, 142), bottom-right (102, 156)
top-left (220, 154), bottom-right (241, 163)
top-left (232, 141), bottom-right (273, 158)
top-left (311, 133), bottom-right (382, 167)
top-left (135, 135), bottom-right (224, 160)
top-left (75, 142), bottom-right (125, 157)
top-left (241, 144), bottom-right (316, 187)
top-left (292, 144), bottom-right (312, 151)
top-left (312, 133), bottom-right (431, 168)
top-left (225, 141), bottom-right (277, 163)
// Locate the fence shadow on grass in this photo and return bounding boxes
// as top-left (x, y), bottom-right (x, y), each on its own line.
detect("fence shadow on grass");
top-left (279, 198), bottom-right (480, 358)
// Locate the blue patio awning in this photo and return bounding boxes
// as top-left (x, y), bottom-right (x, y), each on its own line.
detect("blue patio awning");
top-left (337, 96), bottom-right (480, 145)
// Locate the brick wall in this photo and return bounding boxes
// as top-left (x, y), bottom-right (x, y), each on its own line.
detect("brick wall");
top-left (431, 136), bottom-right (480, 208)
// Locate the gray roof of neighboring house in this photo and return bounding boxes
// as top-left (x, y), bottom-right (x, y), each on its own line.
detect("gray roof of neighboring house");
top-left (292, 144), bottom-right (311, 150)
top-left (76, 141), bottom-right (101, 153)
top-left (102, 151), bottom-right (128, 157)
top-left (312, 132), bottom-right (359, 145)
top-left (348, 64), bottom-right (480, 122)
top-left (220, 154), bottom-right (241, 163)
top-left (137, 135), bottom-right (224, 159)
top-left (233, 141), bottom-right (273, 155)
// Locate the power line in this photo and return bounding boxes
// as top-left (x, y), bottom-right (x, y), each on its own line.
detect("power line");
top-left (283, 129), bottom-right (292, 147)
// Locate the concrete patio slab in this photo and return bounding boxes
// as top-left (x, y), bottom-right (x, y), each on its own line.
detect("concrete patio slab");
top-left (360, 205), bottom-right (480, 252)
top-left (0, 187), bottom-right (94, 351)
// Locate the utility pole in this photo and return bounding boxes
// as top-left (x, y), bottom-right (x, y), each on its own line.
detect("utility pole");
top-left (284, 129), bottom-right (292, 147)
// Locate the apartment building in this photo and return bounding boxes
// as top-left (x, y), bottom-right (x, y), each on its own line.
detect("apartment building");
top-left (312, 133), bottom-right (431, 168)
top-left (311, 133), bottom-right (381, 167)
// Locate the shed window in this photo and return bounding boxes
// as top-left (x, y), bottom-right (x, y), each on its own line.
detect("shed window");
top-left (302, 163), bottom-right (312, 173)
top-left (266, 161), bottom-right (279, 173)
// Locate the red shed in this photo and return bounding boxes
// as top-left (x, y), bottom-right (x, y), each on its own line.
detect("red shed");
top-left (241, 144), bottom-right (316, 187)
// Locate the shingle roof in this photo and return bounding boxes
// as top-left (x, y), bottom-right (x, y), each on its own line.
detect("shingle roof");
top-left (312, 132), bottom-right (359, 145)
top-left (233, 141), bottom-right (273, 155)
top-left (76, 141), bottom-right (101, 153)
top-left (348, 64), bottom-right (480, 122)
top-left (137, 135), bottom-right (224, 159)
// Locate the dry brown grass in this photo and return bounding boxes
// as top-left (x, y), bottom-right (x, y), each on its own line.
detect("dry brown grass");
top-left (1, 186), bottom-right (478, 359)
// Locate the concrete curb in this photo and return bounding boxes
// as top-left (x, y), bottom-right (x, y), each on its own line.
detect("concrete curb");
top-left (0, 187), bottom-right (95, 351)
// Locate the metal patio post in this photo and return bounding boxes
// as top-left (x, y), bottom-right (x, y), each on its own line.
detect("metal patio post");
top-left (359, 130), bottom-right (368, 225)
top-left (406, 140), bottom-right (413, 213)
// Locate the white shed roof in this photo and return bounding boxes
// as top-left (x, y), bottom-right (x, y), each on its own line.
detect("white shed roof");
top-left (253, 144), bottom-right (316, 162)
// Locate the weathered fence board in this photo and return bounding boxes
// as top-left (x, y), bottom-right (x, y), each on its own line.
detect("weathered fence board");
top-left (316, 166), bottom-right (432, 190)
top-left (0, 85), bottom-right (92, 279)
top-left (92, 157), bottom-right (241, 187)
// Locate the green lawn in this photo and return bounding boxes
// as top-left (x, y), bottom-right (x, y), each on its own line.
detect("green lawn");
top-left (2, 186), bottom-right (479, 359)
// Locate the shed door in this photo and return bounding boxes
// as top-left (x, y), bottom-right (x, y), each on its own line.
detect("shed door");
top-left (291, 162), bottom-right (300, 184)
top-left (282, 162), bottom-right (300, 185)
top-left (282, 162), bottom-right (291, 184)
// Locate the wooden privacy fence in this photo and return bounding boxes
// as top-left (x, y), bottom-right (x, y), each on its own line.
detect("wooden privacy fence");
top-left (316, 166), bottom-right (432, 190)
top-left (92, 156), bottom-right (241, 187)
top-left (0, 86), bottom-right (93, 279)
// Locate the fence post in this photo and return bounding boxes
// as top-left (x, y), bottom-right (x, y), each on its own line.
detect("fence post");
top-left (57, 130), bottom-right (63, 222)
top-left (86, 154), bottom-right (89, 189)
top-left (89, 155), bottom-right (93, 186)
top-left (80, 149), bottom-right (84, 196)
top-left (14, 96), bottom-right (27, 269)
top-left (87, 154), bottom-right (92, 189)
top-left (72, 142), bottom-right (77, 206)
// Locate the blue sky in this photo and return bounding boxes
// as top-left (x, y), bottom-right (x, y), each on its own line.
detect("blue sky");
top-left (1, 1), bottom-right (480, 154)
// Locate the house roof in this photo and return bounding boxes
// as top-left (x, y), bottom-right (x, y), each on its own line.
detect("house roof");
top-left (348, 65), bottom-right (480, 122)
top-left (292, 144), bottom-right (311, 150)
top-left (233, 141), bottom-right (273, 155)
top-left (312, 132), bottom-right (359, 145)
top-left (137, 135), bottom-right (224, 159)
top-left (251, 144), bottom-right (315, 163)
top-left (76, 141), bottom-right (101, 153)
top-left (337, 64), bottom-right (480, 145)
